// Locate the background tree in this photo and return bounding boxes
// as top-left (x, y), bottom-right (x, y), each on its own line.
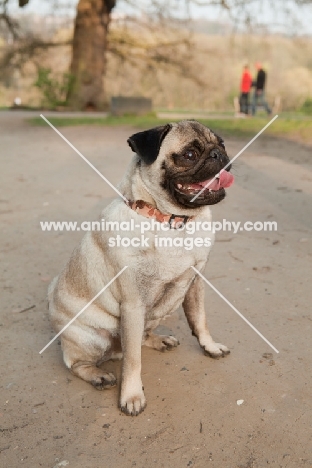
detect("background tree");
top-left (67, 0), bottom-right (116, 110)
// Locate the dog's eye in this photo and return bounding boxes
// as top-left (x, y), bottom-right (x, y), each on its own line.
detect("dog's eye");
top-left (183, 150), bottom-right (197, 161)
top-left (219, 141), bottom-right (225, 149)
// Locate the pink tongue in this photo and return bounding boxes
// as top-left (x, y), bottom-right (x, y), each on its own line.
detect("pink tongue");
top-left (218, 170), bottom-right (234, 188)
top-left (191, 171), bottom-right (234, 191)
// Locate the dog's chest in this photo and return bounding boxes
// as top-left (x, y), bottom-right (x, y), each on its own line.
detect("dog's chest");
top-left (136, 241), bottom-right (209, 318)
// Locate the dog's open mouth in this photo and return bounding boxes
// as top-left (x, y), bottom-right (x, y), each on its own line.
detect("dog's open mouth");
top-left (171, 169), bottom-right (234, 207)
top-left (175, 170), bottom-right (234, 197)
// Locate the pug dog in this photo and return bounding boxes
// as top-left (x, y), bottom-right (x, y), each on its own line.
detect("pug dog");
top-left (48, 120), bottom-right (234, 416)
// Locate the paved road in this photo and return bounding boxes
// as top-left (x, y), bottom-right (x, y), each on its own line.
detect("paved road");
top-left (1, 111), bottom-right (311, 467)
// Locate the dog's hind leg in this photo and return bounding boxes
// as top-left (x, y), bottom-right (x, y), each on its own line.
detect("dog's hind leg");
top-left (61, 329), bottom-right (117, 390)
top-left (143, 319), bottom-right (179, 352)
top-left (144, 332), bottom-right (179, 352)
top-left (70, 361), bottom-right (117, 390)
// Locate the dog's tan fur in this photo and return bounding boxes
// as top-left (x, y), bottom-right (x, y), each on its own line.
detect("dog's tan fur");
top-left (48, 121), bottom-right (231, 416)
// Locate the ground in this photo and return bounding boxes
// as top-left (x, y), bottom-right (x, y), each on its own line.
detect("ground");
top-left (1, 111), bottom-right (311, 468)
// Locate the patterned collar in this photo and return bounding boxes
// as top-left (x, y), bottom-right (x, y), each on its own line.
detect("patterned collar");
top-left (125, 199), bottom-right (193, 228)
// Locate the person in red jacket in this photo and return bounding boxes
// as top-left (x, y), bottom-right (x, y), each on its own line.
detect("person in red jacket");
top-left (239, 65), bottom-right (253, 115)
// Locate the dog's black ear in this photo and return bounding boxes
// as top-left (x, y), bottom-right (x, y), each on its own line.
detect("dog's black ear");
top-left (127, 124), bottom-right (172, 165)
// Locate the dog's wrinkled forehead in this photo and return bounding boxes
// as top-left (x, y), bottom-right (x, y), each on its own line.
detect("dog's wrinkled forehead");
top-left (127, 120), bottom-right (223, 166)
top-left (160, 120), bottom-right (220, 155)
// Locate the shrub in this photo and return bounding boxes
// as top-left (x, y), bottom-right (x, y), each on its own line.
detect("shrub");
top-left (301, 98), bottom-right (312, 115)
top-left (34, 67), bottom-right (74, 109)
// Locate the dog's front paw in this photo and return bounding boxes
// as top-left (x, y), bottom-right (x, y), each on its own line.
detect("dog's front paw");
top-left (202, 342), bottom-right (230, 359)
top-left (120, 387), bottom-right (146, 416)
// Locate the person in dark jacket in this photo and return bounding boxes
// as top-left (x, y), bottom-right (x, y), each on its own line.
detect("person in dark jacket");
top-left (252, 63), bottom-right (272, 116)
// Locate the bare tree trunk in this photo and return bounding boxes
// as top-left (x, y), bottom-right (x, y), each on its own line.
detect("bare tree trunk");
top-left (67, 0), bottom-right (116, 110)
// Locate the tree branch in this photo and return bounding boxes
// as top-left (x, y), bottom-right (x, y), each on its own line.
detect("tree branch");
top-left (0, 38), bottom-right (72, 74)
top-left (0, 0), bottom-right (20, 38)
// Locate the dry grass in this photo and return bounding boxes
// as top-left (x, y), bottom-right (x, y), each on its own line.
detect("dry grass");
top-left (105, 31), bottom-right (312, 111)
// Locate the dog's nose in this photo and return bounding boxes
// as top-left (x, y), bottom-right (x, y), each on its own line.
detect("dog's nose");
top-left (209, 148), bottom-right (223, 160)
top-left (210, 148), bottom-right (231, 171)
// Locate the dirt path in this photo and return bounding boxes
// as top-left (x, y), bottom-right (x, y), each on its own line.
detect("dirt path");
top-left (1, 111), bottom-right (311, 468)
